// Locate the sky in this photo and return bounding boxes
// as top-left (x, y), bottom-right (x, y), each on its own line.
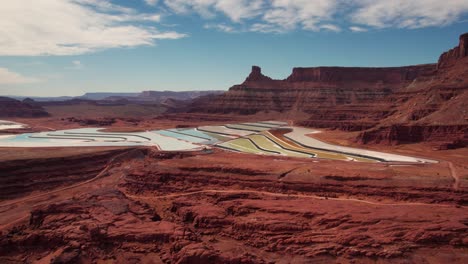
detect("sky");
top-left (0, 0), bottom-right (468, 97)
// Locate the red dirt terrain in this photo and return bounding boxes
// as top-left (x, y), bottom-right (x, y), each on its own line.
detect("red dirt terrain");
top-left (0, 141), bottom-right (467, 263)
top-left (189, 33), bottom-right (468, 149)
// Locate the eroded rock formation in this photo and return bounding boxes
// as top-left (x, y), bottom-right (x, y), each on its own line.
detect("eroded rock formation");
top-left (190, 33), bottom-right (468, 148)
top-left (2, 149), bottom-right (466, 263)
top-left (437, 33), bottom-right (468, 69)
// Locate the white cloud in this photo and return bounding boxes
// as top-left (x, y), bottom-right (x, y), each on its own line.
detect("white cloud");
top-left (250, 23), bottom-right (285, 33)
top-left (1, 0), bottom-right (466, 58)
top-left (0, 0), bottom-right (186, 56)
top-left (320, 24), bottom-right (341, 32)
top-left (214, 0), bottom-right (264, 22)
top-left (349, 26), bottom-right (367, 32)
top-left (163, 0), bottom-right (340, 32)
top-left (164, 0), bottom-right (264, 21)
top-left (0, 68), bottom-right (41, 84)
top-left (351, 0), bottom-right (468, 29)
top-left (264, 0), bottom-right (339, 32)
top-left (204, 23), bottom-right (237, 33)
top-left (162, 0), bottom-right (468, 33)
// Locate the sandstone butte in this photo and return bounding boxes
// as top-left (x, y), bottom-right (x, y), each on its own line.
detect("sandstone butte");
top-left (189, 33), bottom-right (468, 150)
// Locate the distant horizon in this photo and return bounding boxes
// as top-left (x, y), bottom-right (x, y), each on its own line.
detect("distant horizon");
top-left (4, 59), bottom-right (448, 98)
top-left (3, 59), bottom-right (445, 98)
top-left (3, 89), bottom-right (227, 99)
top-left (2, 59), bottom-right (445, 98)
top-left (1, 1), bottom-right (467, 97)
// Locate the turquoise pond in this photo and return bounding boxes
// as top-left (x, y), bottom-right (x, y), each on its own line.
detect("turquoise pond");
top-left (0, 128), bottom-right (202, 150)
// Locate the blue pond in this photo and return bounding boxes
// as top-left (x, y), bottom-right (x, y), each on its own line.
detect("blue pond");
top-left (154, 129), bottom-right (219, 144)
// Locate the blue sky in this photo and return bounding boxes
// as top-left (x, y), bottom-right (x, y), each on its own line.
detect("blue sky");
top-left (0, 0), bottom-right (467, 97)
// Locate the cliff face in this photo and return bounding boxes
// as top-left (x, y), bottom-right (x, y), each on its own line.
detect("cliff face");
top-left (0, 97), bottom-right (49, 118)
top-left (437, 33), bottom-right (468, 69)
top-left (357, 125), bottom-right (468, 150)
top-left (285, 65), bottom-right (434, 84)
top-left (190, 64), bottom-right (436, 121)
top-left (190, 33), bottom-right (468, 148)
top-left (245, 65), bottom-right (274, 82)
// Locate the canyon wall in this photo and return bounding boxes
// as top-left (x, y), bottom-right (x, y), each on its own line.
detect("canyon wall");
top-left (0, 148), bottom-right (131, 200)
top-left (190, 33), bottom-right (468, 148)
top-left (437, 33), bottom-right (468, 69)
top-left (357, 125), bottom-right (468, 150)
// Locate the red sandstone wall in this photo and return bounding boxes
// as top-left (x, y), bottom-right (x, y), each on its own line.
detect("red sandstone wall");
top-left (285, 65), bottom-right (435, 84)
top-left (189, 33), bottom-right (468, 148)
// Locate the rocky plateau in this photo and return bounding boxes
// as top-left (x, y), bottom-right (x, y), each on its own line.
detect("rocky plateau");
top-left (190, 33), bottom-right (468, 149)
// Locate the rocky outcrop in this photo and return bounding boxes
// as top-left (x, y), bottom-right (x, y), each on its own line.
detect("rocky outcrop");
top-left (437, 33), bottom-right (468, 69)
top-left (190, 33), bottom-right (468, 148)
top-left (244, 65), bottom-right (274, 83)
top-left (2, 150), bottom-right (467, 263)
top-left (357, 125), bottom-right (468, 149)
top-left (0, 97), bottom-right (49, 118)
top-left (356, 33), bottom-right (468, 148)
top-left (0, 148), bottom-right (131, 200)
top-left (190, 62), bottom-right (436, 115)
top-left (285, 65), bottom-right (434, 84)
top-left (190, 64), bottom-right (445, 133)
top-left (462, 33), bottom-right (468, 57)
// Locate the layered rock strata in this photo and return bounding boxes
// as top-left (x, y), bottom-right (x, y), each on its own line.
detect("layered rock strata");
top-left (190, 34), bottom-right (468, 148)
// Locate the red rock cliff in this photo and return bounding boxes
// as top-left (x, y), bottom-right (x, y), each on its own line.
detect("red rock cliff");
top-left (437, 33), bottom-right (468, 69)
top-left (286, 65), bottom-right (433, 84)
top-left (245, 65), bottom-right (273, 83)
top-left (189, 33), bottom-right (468, 148)
top-left (190, 63), bottom-right (435, 117)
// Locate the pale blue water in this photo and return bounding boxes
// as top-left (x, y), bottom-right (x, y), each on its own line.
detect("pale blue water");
top-left (169, 128), bottom-right (219, 144)
top-left (0, 128), bottom-right (151, 147)
top-left (154, 130), bottom-right (211, 144)
top-left (2, 133), bottom-right (52, 143)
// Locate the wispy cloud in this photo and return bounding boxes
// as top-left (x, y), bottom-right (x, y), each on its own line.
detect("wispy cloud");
top-left (164, 0), bottom-right (339, 32)
top-left (320, 24), bottom-right (341, 32)
top-left (349, 26), bottom-right (368, 32)
top-left (0, 0), bottom-right (187, 56)
top-left (204, 23), bottom-right (237, 33)
top-left (249, 23), bottom-right (284, 33)
top-left (351, 0), bottom-right (468, 29)
top-left (0, 68), bottom-right (41, 84)
top-left (263, 0), bottom-right (340, 32)
top-left (164, 0), bottom-right (264, 22)
top-left (1, 0), bottom-right (466, 59)
top-left (162, 0), bottom-right (468, 33)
